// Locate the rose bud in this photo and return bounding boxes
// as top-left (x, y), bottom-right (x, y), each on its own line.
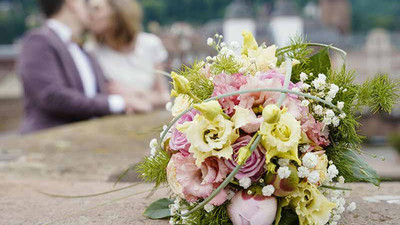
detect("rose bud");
top-left (264, 164), bottom-right (299, 197)
top-left (228, 190), bottom-right (277, 225)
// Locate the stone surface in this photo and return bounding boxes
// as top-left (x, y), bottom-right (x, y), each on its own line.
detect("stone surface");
top-left (0, 111), bottom-right (171, 182)
top-left (0, 180), bottom-right (399, 225)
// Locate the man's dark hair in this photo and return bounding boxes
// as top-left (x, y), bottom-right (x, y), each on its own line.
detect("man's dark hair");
top-left (37, 0), bottom-right (65, 18)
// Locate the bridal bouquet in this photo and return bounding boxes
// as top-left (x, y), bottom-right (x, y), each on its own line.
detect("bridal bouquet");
top-left (137, 31), bottom-right (399, 225)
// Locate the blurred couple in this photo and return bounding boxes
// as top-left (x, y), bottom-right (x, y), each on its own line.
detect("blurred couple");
top-left (18, 0), bottom-right (170, 134)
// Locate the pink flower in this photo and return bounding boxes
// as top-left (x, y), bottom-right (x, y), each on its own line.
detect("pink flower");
top-left (169, 110), bottom-right (198, 156)
top-left (239, 75), bottom-right (282, 109)
top-left (228, 190), bottom-right (278, 225)
top-left (225, 135), bottom-right (266, 181)
top-left (259, 70), bottom-right (303, 95)
top-left (212, 73), bottom-right (248, 115)
top-left (167, 153), bottom-right (230, 205)
top-left (302, 114), bottom-right (330, 147)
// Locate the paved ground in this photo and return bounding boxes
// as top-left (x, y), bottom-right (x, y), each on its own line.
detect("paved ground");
top-left (0, 112), bottom-right (400, 224)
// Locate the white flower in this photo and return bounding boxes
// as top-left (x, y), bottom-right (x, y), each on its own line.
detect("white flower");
top-left (325, 109), bottom-right (335, 118)
top-left (338, 176), bottom-right (345, 184)
top-left (277, 166), bottom-right (291, 179)
top-left (238, 67), bottom-right (246, 74)
top-left (302, 153), bottom-right (318, 169)
top-left (219, 34), bottom-right (223, 39)
top-left (207, 38), bottom-right (214, 46)
top-left (302, 83), bottom-right (311, 90)
top-left (327, 165), bottom-right (339, 181)
top-left (220, 42), bottom-right (227, 48)
top-left (339, 112), bottom-right (347, 119)
top-left (278, 158), bottom-right (290, 167)
top-left (307, 170), bottom-right (320, 184)
top-left (149, 138), bottom-right (158, 149)
top-left (165, 102), bottom-right (173, 112)
top-left (239, 177), bottom-right (252, 189)
top-left (314, 105), bottom-right (324, 116)
top-left (262, 185), bottom-right (275, 196)
top-left (297, 166), bottom-right (310, 178)
top-left (332, 116), bottom-right (340, 127)
top-left (312, 74), bottom-right (327, 90)
top-left (204, 204), bottom-right (214, 213)
top-left (337, 101), bottom-right (344, 110)
top-left (343, 88), bottom-right (347, 92)
top-left (323, 117), bottom-right (332, 125)
top-left (300, 72), bottom-right (308, 82)
top-left (169, 218), bottom-right (175, 225)
top-left (206, 56), bottom-right (212, 61)
top-left (327, 84), bottom-right (339, 98)
top-left (325, 96), bottom-right (333, 103)
top-left (347, 202), bottom-right (357, 211)
top-left (250, 58), bottom-right (257, 64)
top-left (171, 94), bottom-right (193, 117)
top-left (299, 144), bottom-right (310, 153)
top-left (301, 100), bottom-right (310, 107)
top-left (230, 41), bottom-right (240, 50)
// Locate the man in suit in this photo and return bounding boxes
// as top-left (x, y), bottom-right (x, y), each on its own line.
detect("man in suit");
top-left (18, 0), bottom-right (151, 134)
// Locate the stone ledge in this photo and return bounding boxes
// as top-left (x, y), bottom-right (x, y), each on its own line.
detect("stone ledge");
top-left (1, 180), bottom-right (399, 225)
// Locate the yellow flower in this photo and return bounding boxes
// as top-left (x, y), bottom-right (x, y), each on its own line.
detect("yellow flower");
top-left (315, 154), bottom-right (329, 183)
top-left (171, 72), bottom-right (191, 97)
top-left (178, 114), bottom-right (239, 166)
top-left (281, 182), bottom-right (336, 225)
top-left (241, 30), bottom-right (258, 56)
top-left (260, 111), bottom-right (301, 165)
top-left (262, 104), bottom-right (282, 124)
top-left (194, 100), bottom-right (223, 121)
top-left (171, 94), bottom-right (193, 117)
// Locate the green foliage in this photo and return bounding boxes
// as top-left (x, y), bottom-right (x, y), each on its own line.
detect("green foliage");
top-left (277, 208), bottom-right (299, 225)
top-left (211, 55), bottom-right (242, 75)
top-left (178, 61), bottom-right (214, 100)
top-left (307, 47), bottom-right (331, 77)
top-left (135, 148), bottom-right (170, 187)
top-left (358, 74), bottom-right (400, 114)
top-left (172, 202), bottom-right (232, 225)
top-left (144, 198), bottom-right (174, 219)
top-left (326, 145), bottom-right (381, 186)
top-left (328, 68), bottom-right (364, 147)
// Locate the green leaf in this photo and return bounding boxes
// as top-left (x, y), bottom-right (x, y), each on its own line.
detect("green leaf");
top-left (308, 47), bottom-right (331, 75)
top-left (327, 147), bottom-right (381, 186)
top-left (143, 198), bottom-right (174, 219)
top-left (278, 208), bottom-right (299, 225)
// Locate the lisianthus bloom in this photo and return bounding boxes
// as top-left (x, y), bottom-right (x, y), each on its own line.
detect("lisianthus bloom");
top-left (301, 114), bottom-right (330, 148)
top-left (171, 94), bottom-right (193, 117)
top-left (239, 75), bottom-right (282, 109)
top-left (178, 109), bottom-right (239, 166)
top-left (169, 110), bottom-right (198, 156)
top-left (231, 106), bottom-right (263, 133)
top-left (166, 153), bottom-right (229, 205)
top-left (170, 72), bottom-right (191, 97)
top-left (212, 73), bottom-right (247, 115)
top-left (228, 190), bottom-right (277, 225)
top-left (225, 135), bottom-right (266, 181)
top-left (260, 108), bottom-right (302, 165)
top-left (279, 182), bottom-right (336, 225)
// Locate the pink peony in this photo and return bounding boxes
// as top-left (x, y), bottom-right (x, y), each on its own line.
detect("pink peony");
top-left (225, 135), bottom-right (266, 181)
top-left (302, 114), bottom-right (330, 147)
top-left (212, 73), bottom-right (248, 115)
top-left (169, 110), bottom-right (198, 156)
top-left (167, 153), bottom-right (230, 205)
top-left (228, 190), bottom-right (278, 225)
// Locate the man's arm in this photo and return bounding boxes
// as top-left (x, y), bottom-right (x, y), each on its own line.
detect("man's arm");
top-left (19, 34), bottom-right (111, 120)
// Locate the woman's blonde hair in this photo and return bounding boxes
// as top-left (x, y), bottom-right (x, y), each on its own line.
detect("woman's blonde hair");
top-left (96, 0), bottom-right (143, 50)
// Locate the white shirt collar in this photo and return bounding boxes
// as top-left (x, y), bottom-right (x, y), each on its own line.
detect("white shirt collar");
top-left (47, 19), bottom-right (73, 43)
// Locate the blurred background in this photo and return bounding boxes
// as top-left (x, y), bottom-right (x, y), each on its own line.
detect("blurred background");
top-left (0, 0), bottom-right (399, 168)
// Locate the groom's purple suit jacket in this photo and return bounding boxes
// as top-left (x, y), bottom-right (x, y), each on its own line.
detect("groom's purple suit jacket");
top-left (18, 26), bottom-right (111, 134)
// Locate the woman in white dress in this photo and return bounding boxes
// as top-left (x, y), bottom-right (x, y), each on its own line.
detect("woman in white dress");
top-left (86, 0), bottom-right (170, 111)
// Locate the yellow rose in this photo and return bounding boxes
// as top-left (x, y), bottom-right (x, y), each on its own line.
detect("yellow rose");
top-left (260, 111), bottom-right (301, 165)
top-left (178, 114), bottom-right (239, 166)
